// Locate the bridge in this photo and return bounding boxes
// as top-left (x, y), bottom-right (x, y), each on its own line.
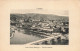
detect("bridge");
top-left (26, 33), bottom-right (68, 45)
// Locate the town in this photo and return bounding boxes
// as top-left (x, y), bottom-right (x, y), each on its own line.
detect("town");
top-left (10, 13), bottom-right (69, 45)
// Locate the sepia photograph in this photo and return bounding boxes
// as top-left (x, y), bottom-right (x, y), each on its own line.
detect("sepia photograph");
top-left (10, 9), bottom-right (69, 45)
top-left (1, 0), bottom-right (80, 51)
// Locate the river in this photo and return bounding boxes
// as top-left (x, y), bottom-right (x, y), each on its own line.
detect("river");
top-left (10, 29), bottom-right (43, 44)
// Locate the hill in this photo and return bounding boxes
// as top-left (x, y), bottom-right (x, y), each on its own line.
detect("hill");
top-left (10, 13), bottom-right (69, 22)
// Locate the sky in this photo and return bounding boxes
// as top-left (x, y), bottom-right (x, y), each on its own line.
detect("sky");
top-left (11, 9), bottom-right (68, 16)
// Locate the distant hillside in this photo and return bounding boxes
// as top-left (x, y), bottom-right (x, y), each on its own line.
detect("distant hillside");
top-left (10, 13), bottom-right (69, 21)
